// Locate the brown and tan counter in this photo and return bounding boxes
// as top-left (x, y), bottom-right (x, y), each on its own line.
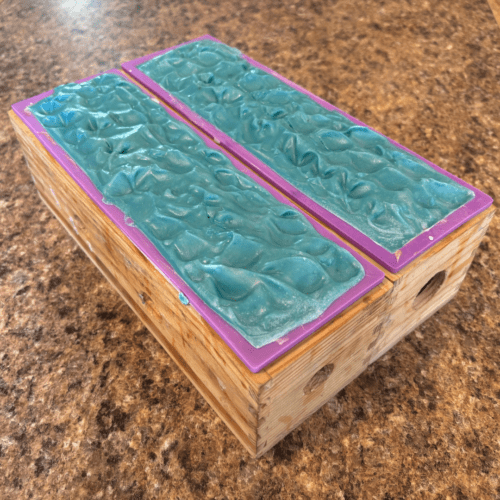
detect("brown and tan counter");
top-left (1, 0), bottom-right (499, 498)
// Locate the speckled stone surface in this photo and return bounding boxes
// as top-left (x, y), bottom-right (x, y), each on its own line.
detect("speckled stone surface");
top-left (1, 0), bottom-right (499, 499)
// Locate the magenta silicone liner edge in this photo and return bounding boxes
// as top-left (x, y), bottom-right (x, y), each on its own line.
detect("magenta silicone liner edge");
top-left (121, 34), bottom-right (493, 274)
top-left (11, 68), bottom-right (384, 373)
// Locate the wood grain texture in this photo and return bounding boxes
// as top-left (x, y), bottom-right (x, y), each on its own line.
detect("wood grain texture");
top-left (371, 205), bottom-right (495, 364)
top-left (257, 281), bottom-right (391, 455)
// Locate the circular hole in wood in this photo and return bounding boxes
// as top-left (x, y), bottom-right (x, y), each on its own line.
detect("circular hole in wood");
top-left (413, 270), bottom-right (447, 309)
top-left (303, 363), bottom-right (334, 395)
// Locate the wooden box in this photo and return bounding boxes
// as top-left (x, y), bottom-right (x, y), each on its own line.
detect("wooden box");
top-left (9, 103), bottom-right (493, 458)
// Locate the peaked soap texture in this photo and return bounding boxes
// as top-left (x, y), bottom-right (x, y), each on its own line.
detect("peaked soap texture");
top-left (29, 73), bottom-right (365, 348)
top-left (139, 39), bottom-right (475, 253)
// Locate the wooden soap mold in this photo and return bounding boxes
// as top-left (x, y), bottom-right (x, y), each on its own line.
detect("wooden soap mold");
top-left (9, 104), bottom-right (494, 457)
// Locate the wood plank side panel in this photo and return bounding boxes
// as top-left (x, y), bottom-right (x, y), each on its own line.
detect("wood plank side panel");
top-left (9, 111), bottom-right (264, 456)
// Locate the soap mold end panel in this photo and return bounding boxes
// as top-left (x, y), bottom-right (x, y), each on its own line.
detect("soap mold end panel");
top-left (9, 107), bottom-right (395, 458)
top-left (121, 34), bottom-right (493, 273)
top-left (10, 68), bottom-right (385, 374)
top-left (377, 202), bottom-right (494, 366)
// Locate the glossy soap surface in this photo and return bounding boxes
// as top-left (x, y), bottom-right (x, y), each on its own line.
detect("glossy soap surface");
top-left (139, 40), bottom-right (475, 253)
top-left (29, 73), bottom-right (365, 348)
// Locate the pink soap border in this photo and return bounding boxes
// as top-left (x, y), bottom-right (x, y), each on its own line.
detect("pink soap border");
top-left (122, 34), bottom-right (493, 273)
top-left (12, 68), bottom-right (384, 373)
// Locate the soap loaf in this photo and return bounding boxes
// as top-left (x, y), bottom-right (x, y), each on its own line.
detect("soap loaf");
top-left (123, 35), bottom-right (493, 273)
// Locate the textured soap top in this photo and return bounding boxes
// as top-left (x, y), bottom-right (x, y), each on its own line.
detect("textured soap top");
top-left (139, 40), bottom-right (475, 253)
top-left (29, 73), bottom-right (365, 348)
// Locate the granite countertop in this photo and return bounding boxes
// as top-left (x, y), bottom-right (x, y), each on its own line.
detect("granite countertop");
top-left (1, 0), bottom-right (499, 498)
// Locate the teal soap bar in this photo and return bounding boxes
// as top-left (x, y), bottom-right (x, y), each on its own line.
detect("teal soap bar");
top-left (29, 73), bottom-right (365, 348)
top-left (138, 39), bottom-right (475, 253)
